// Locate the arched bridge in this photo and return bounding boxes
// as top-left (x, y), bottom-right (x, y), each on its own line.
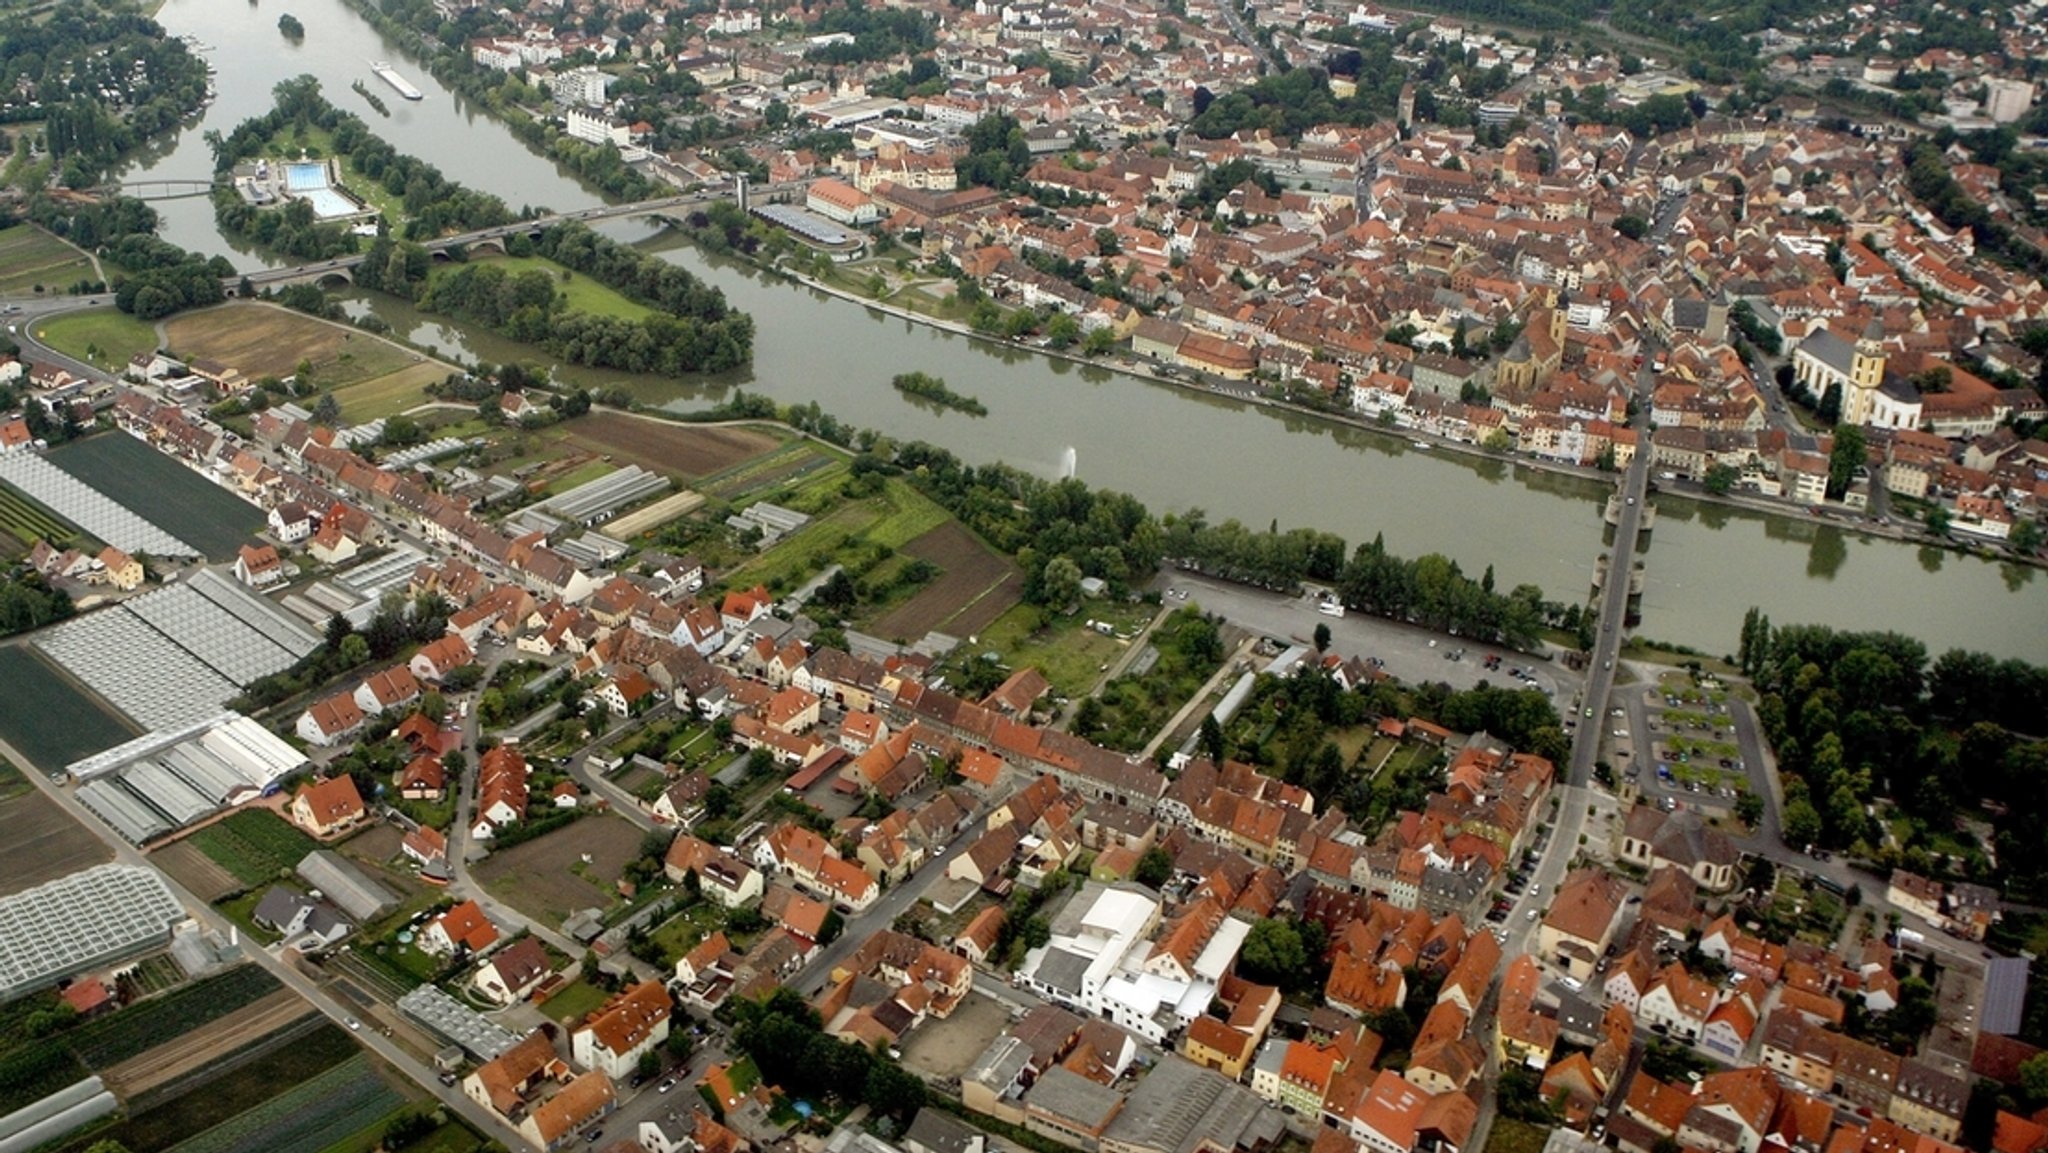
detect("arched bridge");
top-left (232, 180), bottom-right (809, 291)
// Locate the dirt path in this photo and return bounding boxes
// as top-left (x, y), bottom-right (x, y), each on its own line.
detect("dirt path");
top-left (101, 988), bottom-right (313, 1099)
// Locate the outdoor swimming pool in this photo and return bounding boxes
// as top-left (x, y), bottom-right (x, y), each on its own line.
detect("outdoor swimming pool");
top-left (284, 162), bottom-right (329, 191)
top-left (298, 187), bottom-right (360, 219)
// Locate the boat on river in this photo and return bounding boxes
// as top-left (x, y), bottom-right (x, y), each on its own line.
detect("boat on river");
top-left (370, 61), bottom-right (422, 100)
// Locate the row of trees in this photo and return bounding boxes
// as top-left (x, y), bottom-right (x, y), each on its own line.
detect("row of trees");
top-left (0, 571), bottom-right (74, 637)
top-left (29, 197), bottom-right (229, 320)
top-left (419, 262), bottom-right (753, 376)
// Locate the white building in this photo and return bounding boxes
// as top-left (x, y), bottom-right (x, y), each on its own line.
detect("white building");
top-left (570, 980), bottom-right (672, 1080)
top-left (1986, 78), bottom-right (2035, 124)
top-left (566, 107), bottom-right (630, 148)
top-left (1013, 881), bottom-right (1245, 1044)
top-left (550, 66), bottom-right (613, 109)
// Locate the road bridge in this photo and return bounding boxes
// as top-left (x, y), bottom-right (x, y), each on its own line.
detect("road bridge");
top-left (231, 179), bottom-right (810, 291)
top-left (113, 179), bottom-right (218, 202)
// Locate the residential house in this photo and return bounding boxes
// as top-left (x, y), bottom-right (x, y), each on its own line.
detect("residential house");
top-left (234, 542), bottom-right (285, 587)
top-left (422, 899), bottom-right (500, 957)
top-left (475, 937), bottom-right (553, 1005)
top-left (290, 775), bottom-right (367, 836)
top-left (1538, 869), bottom-right (1627, 979)
top-left (297, 692), bottom-right (367, 747)
top-left (410, 635), bottom-right (477, 683)
top-left (570, 980), bottom-right (672, 1081)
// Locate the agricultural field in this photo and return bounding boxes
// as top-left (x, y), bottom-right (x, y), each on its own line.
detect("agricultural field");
top-left (0, 224), bottom-right (95, 296)
top-left (165, 1053), bottom-right (404, 1153)
top-left (68, 1021), bottom-right (362, 1153)
top-left (47, 433), bottom-right (263, 559)
top-left (0, 482), bottom-right (84, 556)
top-left (470, 812), bottom-right (645, 925)
top-left (149, 839), bottom-right (244, 903)
top-left (440, 254), bottom-right (656, 321)
top-left (183, 809), bottom-right (321, 891)
top-left (0, 786), bottom-right (112, 898)
top-left (869, 522), bottom-right (1021, 643)
top-left (0, 645), bottom-right (140, 769)
top-left (164, 304), bottom-right (420, 387)
top-left (65, 965), bottom-right (283, 1068)
top-left (698, 440), bottom-right (836, 500)
top-left (558, 411), bottom-right (784, 480)
top-left (100, 992), bottom-right (310, 1099)
top-left (30, 308), bottom-right (161, 374)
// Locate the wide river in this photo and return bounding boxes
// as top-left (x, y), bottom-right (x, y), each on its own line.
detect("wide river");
top-left (128, 0), bottom-right (2047, 661)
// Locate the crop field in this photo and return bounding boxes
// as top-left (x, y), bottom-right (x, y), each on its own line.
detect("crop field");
top-left (149, 839), bottom-right (242, 903)
top-left (164, 304), bottom-right (417, 386)
top-left (31, 309), bottom-right (161, 374)
top-left (184, 809), bottom-right (320, 890)
top-left (471, 812), bottom-right (644, 925)
top-left (166, 1053), bottom-right (403, 1153)
top-left (77, 1021), bottom-right (360, 1153)
top-left (101, 991), bottom-right (311, 1099)
top-left (870, 522), bottom-right (1022, 642)
top-left (0, 482), bottom-right (83, 555)
top-left (47, 433), bottom-right (262, 559)
top-left (331, 361), bottom-right (447, 421)
top-left (560, 411), bottom-right (784, 479)
top-left (0, 645), bottom-right (140, 768)
top-left (699, 440), bottom-right (835, 499)
top-left (66, 965), bottom-right (283, 1068)
top-left (0, 788), bottom-right (111, 898)
top-left (0, 224), bottom-right (94, 296)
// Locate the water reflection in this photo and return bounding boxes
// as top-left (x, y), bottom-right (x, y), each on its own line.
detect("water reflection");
top-left (1918, 546), bottom-right (1945, 574)
top-left (1806, 526), bottom-right (1847, 580)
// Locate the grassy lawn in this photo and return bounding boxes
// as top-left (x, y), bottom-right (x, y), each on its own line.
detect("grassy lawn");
top-left (1484, 1119), bottom-right (1552, 1153)
top-left (541, 979), bottom-right (610, 1024)
top-left (0, 224), bottom-right (95, 295)
top-left (436, 254), bottom-right (655, 321)
top-left (331, 363), bottom-right (446, 421)
top-left (721, 477), bottom-right (948, 597)
top-left (974, 603), bottom-right (1150, 698)
top-left (30, 309), bottom-right (159, 372)
top-left (648, 900), bottom-right (727, 967)
top-left (546, 459), bottom-right (615, 495)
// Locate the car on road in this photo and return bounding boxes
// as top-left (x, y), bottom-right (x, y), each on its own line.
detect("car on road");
top-left (1526, 908), bottom-right (1538, 920)
top-left (659, 1078), bottom-right (677, 1094)
top-left (344, 1016), bottom-right (360, 1031)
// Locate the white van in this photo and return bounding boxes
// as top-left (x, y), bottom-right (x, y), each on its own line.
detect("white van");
top-left (1317, 601), bottom-right (1345, 618)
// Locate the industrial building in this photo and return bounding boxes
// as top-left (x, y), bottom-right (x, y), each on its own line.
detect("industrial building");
top-left (35, 571), bottom-right (319, 733)
top-left (0, 454), bottom-right (200, 558)
top-left (0, 865), bottom-right (188, 1002)
top-left (1015, 882), bottom-right (1248, 1045)
top-left (537, 465), bottom-right (671, 526)
top-left (69, 713), bottom-right (306, 844)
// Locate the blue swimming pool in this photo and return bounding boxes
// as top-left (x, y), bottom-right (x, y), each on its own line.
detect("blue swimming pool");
top-left (299, 188), bottom-right (359, 219)
top-left (283, 162), bottom-right (329, 192)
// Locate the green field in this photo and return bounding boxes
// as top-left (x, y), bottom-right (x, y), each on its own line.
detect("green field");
top-left (31, 308), bottom-right (161, 373)
top-left (186, 810), bottom-right (321, 889)
top-left (46, 433), bottom-right (264, 559)
top-left (723, 477), bottom-right (949, 596)
top-left (0, 646), bottom-right (140, 768)
top-left (433, 254), bottom-right (656, 321)
top-left (71, 1021), bottom-right (360, 1153)
top-left (329, 362), bottom-right (446, 421)
top-left (166, 1053), bottom-right (404, 1153)
top-left (0, 483), bottom-right (84, 554)
top-left (0, 224), bottom-right (95, 296)
top-left (66, 965), bottom-right (282, 1067)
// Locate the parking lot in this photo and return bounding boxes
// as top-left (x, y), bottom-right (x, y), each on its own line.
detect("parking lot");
top-left (1616, 671), bottom-right (1767, 818)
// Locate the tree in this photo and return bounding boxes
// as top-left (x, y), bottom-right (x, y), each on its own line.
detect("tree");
top-left (1703, 462), bottom-right (1739, 495)
top-left (338, 633), bottom-right (370, 666)
top-left (637, 1049), bottom-right (664, 1081)
top-left (1736, 791), bottom-right (1764, 826)
top-left (1614, 214), bottom-right (1649, 240)
top-left (1238, 917), bottom-right (1318, 991)
top-left (1134, 846), bottom-right (1173, 889)
top-left (1199, 714), bottom-right (1227, 764)
top-left (1313, 622), bottom-right (1332, 653)
top-left (1817, 381), bottom-right (1843, 424)
top-left (311, 391), bottom-right (342, 426)
top-left (1038, 555), bottom-right (1084, 608)
top-left (2020, 1052), bottom-right (2048, 1107)
top-left (1827, 424), bottom-right (1865, 500)
top-left (1925, 505), bottom-right (1951, 536)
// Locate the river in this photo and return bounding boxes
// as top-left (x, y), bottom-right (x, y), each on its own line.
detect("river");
top-left (129, 0), bottom-right (2048, 662)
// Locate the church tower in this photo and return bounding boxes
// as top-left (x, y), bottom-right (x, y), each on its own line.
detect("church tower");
top-left (1847, 318), bottom-right (1886, 425)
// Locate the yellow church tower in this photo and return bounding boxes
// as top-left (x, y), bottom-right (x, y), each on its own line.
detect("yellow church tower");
top-left (1845, 318), bottom-right (1886, 425)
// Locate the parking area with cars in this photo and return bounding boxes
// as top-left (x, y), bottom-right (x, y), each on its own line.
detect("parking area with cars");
top-left (1616, 670), bottom-right (1766, 818)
